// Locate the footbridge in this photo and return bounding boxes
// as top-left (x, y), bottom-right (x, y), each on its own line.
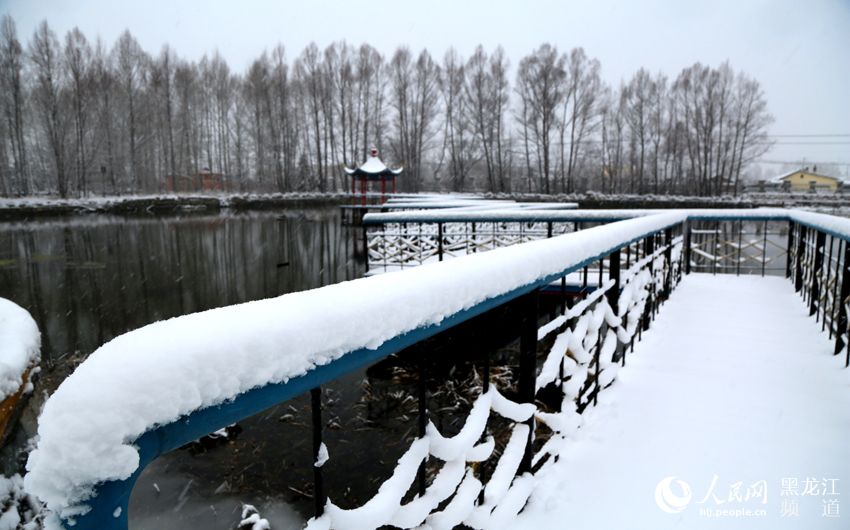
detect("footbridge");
top-left (23, 205), bottom-right (850, 529)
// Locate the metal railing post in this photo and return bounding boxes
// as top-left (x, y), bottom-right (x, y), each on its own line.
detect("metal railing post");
top-left (518, 289), bottom-right (538, 474)
top-left (362, 225), bottom-right (370, 273)
top-left (608, 249), bottom-right (621, 365)
top-left (684, 221), bottom-right (692, 274)
top-left (478, 348), bottom-right (491, 504)
top-left (437, 222), bottom-right (444, 262)
top-left (761, 220), bottom-right (768, 277)
top-left (835, 242), bottom-right (850, 362)
top-left (663, 227), bottom-right (672, 298)
top-left (810, 231), bottom-right (826, 316)
top-left (643, 234), bottom-right (655, 331)
top-left (830, 240), bottom-right (844, 340)
top-left (736, 220), bottom-right (743, 276)
top-left (560, 276), bottom-right (567, 315)
top-left (786, 221), bottom-right (794, 278)
top-left (795, 226), bottom-right (807, 292)
top-left (417, 352), bottom-right (428, 496)
top-left (822, 236), bottom-right (834, 330)
top-left (311, 387), bottom-right (326, 517)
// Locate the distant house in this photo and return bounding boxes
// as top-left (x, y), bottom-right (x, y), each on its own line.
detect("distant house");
top-left (769, 168), bottom-right (845, 192)
top-left (166, 168), bottom-right (225, 193)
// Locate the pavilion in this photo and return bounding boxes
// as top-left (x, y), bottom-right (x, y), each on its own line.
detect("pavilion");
top-left (344, 147), bottom-right (402, 205)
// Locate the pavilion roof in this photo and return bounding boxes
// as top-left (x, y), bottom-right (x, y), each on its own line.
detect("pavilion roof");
top-left (344, 152), bottom-right (402, 179)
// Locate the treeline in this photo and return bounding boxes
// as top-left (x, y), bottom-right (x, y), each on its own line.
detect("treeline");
top-left (0, 15), bottom-right (773, 198)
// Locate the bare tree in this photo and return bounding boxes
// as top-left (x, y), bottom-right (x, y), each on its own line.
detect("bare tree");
top-left (63, 27), bottom-right (95, 195)
top-left (389, 47), bottom-right (440, 192)
top-left (0, 15), bottom-right (29, 195)
top-left (30, 21), bottom-right (68, 197)
top-left (440, 48), bottom-right (477, 191)
top-left (465, 46), bottom-right (511, 192)
top-left (0, 14), bottom-right (779, 198)
top-left (113, 30), bottom-right (145, 191)
top-left (558, 47), bottom-right (600, 193)
top-left (515, 44), bottom-right (566, 194)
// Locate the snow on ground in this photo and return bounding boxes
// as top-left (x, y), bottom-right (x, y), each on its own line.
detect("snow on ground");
top-left (0, 298), bottom-right (41, 401)
top-left (0, 474), bottom-right (47, 530)
top-left (515, 273), bottom-right (850, 530)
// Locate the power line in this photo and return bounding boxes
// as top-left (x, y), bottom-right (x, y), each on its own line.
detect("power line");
top-left (755, 159), bottom-right (850, 166)
top-left (762, 141), bottom-right (850, 145)
top-left (766, 133), bottom-right (850, 138)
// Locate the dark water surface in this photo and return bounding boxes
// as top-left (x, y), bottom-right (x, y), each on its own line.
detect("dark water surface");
top-left (0, 207), bottom-right (400, 528)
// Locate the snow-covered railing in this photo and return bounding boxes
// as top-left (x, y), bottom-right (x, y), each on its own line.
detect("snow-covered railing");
top-left (361, 210), bottom-right (660, 273)
top-left (785, 213), bottom-right (850, 363)
top-left (22, 208), bottom-right (850, 530)
top-left (0, 298), bottom-right (41, 403)
top-left (360, 208), bottom-right (792, 272)
top-left (0, 298), bottom-right (41, 448)
top-left (339, 194), bottom-right (578, 224)
top-left (24, 212), bottom-right (685, 529)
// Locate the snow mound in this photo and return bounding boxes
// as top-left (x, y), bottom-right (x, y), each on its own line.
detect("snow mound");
top-left (0, 298), bottom-right (41, 401)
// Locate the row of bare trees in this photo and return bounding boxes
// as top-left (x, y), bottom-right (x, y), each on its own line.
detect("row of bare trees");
top-left (0, 16), bottom-right (772, 198)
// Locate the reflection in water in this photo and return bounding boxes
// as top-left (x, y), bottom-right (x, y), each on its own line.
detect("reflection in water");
top-left (0, 209), bottom-right (363, 386)
top-left (130, 473), bottom-right (305, 530)
top-left (0, 208), bottom-right (365, 528)
top-left (0, 207), bottom-right (558, 529)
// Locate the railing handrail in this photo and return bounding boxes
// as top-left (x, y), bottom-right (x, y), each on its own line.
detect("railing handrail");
top-left (23, 208), bottom-right (850, 529)
top-left (363, 208), bottom-right (850, 245)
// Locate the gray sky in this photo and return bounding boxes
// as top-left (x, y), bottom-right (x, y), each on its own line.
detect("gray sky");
top-left (3, 0), bottom-right (849, 175)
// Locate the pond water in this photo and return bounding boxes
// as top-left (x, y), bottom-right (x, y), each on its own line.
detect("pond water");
top-left (0, 207), bottom-right (387, 528)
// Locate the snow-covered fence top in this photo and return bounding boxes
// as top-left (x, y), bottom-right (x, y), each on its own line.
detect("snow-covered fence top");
top-left (22, 208), bottom-right (850, 527)
top-left (361, 206), bottom-right (804, 225)
top-left (0, 298), bottom-right (41, 402)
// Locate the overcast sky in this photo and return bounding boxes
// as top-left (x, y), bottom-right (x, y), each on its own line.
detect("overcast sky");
top-left (3, 0), bottom-right (849, 174)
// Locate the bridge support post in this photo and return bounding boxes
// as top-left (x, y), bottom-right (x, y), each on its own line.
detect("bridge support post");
top-left (795, 226), bottom-right (807, 292)
top-left (835, 243), bottom-right (850, 363)
top-left (518, 289), bottom-right (538, 475)
top-left (310, 387), bottom-right (326, 517)
top-left (810, 231), bottom-right (825, 316)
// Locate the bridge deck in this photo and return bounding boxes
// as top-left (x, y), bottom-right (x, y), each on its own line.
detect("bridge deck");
top-left (516, 273), bottom-right (850, 529)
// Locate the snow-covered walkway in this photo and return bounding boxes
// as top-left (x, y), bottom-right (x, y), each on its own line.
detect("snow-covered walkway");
top-left (516, 273), bottom-right (850, 529)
